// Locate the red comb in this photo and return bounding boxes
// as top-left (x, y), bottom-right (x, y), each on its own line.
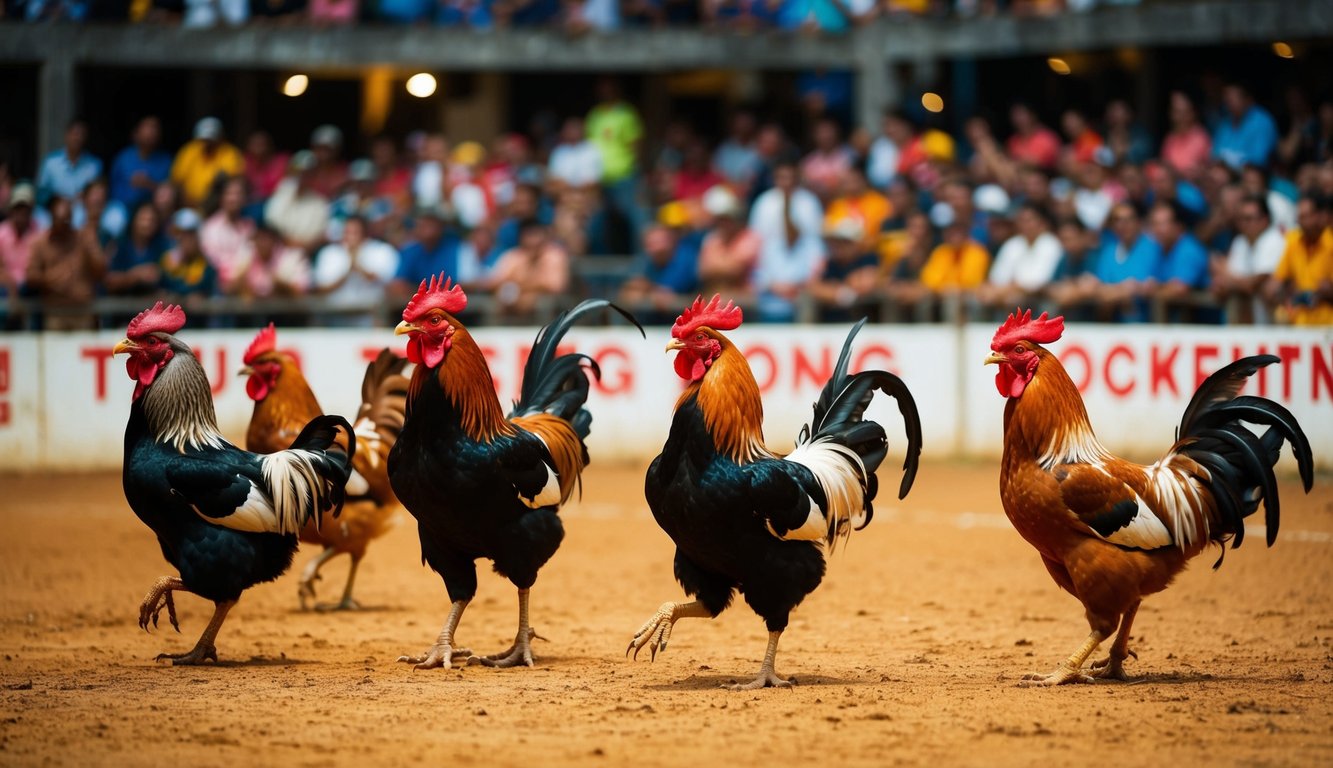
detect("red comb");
top-left (402, 273), bottom-right (467, 321)
top-left (991, 308), bottom-right (1065, 350)
top-left (126, 301), bottom-right (186, 338)
top-left (243, 323), bottom-right (277, 365)
top-left (671, 294), bottom-right (743, 339)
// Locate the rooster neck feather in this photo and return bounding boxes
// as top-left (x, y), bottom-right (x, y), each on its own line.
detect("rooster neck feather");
top-left (142, 341), bottom-right (226, 453)
top-left (251, 357), bottom-right (323, 435)
top-left (679, 337), bottom-right (771, 464)
top-left (1005, 350), bottom-right (1110, 470)
top-left (410, 326), bottom-right (514, 442)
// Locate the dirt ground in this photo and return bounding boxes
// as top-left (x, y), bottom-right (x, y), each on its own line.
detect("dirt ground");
top-left (1, 461), bottom-right (1330, 767)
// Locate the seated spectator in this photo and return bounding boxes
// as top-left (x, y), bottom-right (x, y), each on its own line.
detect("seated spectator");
top-left (172, 117), bottom-right (244, 208)
top-left (704, 0), bottom-right (776, 30)
top-left (158, 209), bottom-right (218, 303)
top-left (489, 182), bottom-right (548, 267)
top-left (619, 224), bottom-right (699, 321)
top-left (750, 164), bottom-right (826, 322)
top-left (1213, 195), bottom-right (1285, 323)
top-left (800, 116), bottom-right (853, 201)
top-left (672, 139), bottom-right (722, 204)
top-left (74, 177), bottom-right (125, 250)
top-left (565, 0), bottom-right (620, 32)
top-left (392, 205), bottom-right (465, 294)
top-left (307, 0), bottom-right (357, 24)
top-left (493, 0), bottom-right (561, 26)
top-left (265, 151), bottom-right (330, 253)
top-left (485, 219), bottom-right (571, 318)
top-left (712, 110), bottom-right (762, 194)
top-left (1068, 157), bottom-right (1119, 232)
top-left (824, 162), bottom-right (891, 254)
top-left (694, 185), bottom-right (757, 297)
top-left (1078, 202), bottom-right (1163, 322)
top-left (1149, 201), bottom-right (1212, 315)
top-left (413, 133), bottom-right (450, 209)
top-left (448, 142), bottom-right (491, 230)
top-left (110, 116), bottom-right (172, 213)
top-left (979, 203), bottom-right (1062, 309)
top-left (917, 204), bottom-right (991, 296)
top-left (24, 195), bottom-right (106, 331)
top-left (1239, 164), bottom-right (1297, 233)
top-left (377, 0), bottom-right (432, 21)
top-left (1212, 82), bottom-right (1278, 171)
top-left (313, 216), bottom-right (400, 325)
top-left (201, 177), bottom-right (256, 294)
top-left (330, 159), bottom-right (395, 241)
top-left (105, 203), bottom-right (168, 297)
top-left (183, 0), bottom-right (248, 26)
top-left (236, 225), bottom-right (311, 299)
top-left (809, 218), bottom-right (878, 322)
top-left (1046, 217), bottom-right (1100, 315)
top-left (37, 120), bottom-right (101, 208)
top-left (1267, 195), bottom-right (1333, 325)
top-left (308, 124), bottom-right (349, 201)
top-left (1007, 103), bottom-right (1060, 172)
top-left (0, 184), bottom-right (43, 298)
top-left (244, 130), bottom-right (289, 203)
top-left (866, 110), bottom-right (911, 191)
top-left (1162, 91), bottom-right (1212, 180)
top-left (1103, 99), bottom-right (1154, 167)
top-left (435, 0), bottom-right (493, 26)
top-left (370, 135), bottom-right (413, 208)
top-left (548, 116), bottom-right (603, 196)
top-left (1060, 109), bottom-right (1104, 167)
top-left (1144, 161), bottom-right (1207, 222)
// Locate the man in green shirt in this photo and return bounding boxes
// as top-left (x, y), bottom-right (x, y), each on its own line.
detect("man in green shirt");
top-left (586, 77), bottom-right (646, 253)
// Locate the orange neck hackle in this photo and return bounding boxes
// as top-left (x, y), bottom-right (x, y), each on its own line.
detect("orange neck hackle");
top-left (409, 322), bottom-right (514, 443)
top-left (1004, 347), bottom-right (1106, 469)
top-left (679, 333), bottom-right (770, 464)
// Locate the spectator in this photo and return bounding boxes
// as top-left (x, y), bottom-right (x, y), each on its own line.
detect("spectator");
top-left (824, 162), bottom-right (890, 254)
top-left (979, 203), bottom-right (1062, 308)
top-left (109, 116), bottom-right (172, 212)
top-left (548, 115), bottom-right (603, 196)
top-left (801, 117), bottom-right (853, 202)
top-left (1060, 109), bottom-right (1104, 167)
top-left (1239, 164), bottom-right (1296, 233)
top-left (587, 77), bottom-right (645, 250)
top-left (697, 185), bottom-right (759, 298)
top-left (308, 124), bottom-right (349, 200)
top-left (330, 159), bottom-right (394, 241)
top-left (171, 117), bottom-right (244, 208)
top-left (1213, 195), bottom-right (1285, 323)
top-left (1212, 82), bottom-right (1278, 170)
top-left (370, 135), bottom-right (414, 211)
top-left (1149, 200), bottom-right (1211, 309)
top-left (37, 120), bottom-right (101, 207)
top-left (244, 130), bottom-right (289, 202)
top-left (1268, 195), bottom-right (1333, 325)
top-left (183, 0), bottom-right (248, 26)
top-left (0, 183), bottom-right (43, 297)
top-left (392, 205), bottom-right (464, 292)
top-left (436, 0), bottom-right (493, 26)
top-left (1161, 91), bottom-right (1213, 180)
top-left (1069, 158), bottom-right (1118, 231)
top-left (412, 133), bottom-right (450, 209)
top-left (448, 142), bottom-right (491, 229)
top-left (867, 110), bottom-right (912, 190)
top-left (809, 218), bottom-right (878, 322)
top-left (918, 204), bottom-right (991, 296)
top-left (1084, 202), bottom-right (1163, 322)
top-left (1007, 103), bottom-right (1061, 171)
top-left (489, 182), bottom-right (547, 266)
top-left (748, 160), bottom-right (823, 319)
top-left (712, 110), bottom-right (762, 194)
top-left (486, 218), bottom-right (571, 318)
top-left (158, 208), bottom-right (218, 303)
top-left (25, 195), bottom-right (106, 331)
top-left (74, 178), bottom-right (124, 250)
top-left (1047, 217), bottom-right (1099, 313)
top-left (201, 176), bottom-right (256, 294)
top-left (565, 0), bottom-right (620, 31)
top-left (378, 0), bottom-right (432, 21)
top-left (494, 0), bottom-right (562, 26)
top-left (265, 151), bottom-right (330, 252)
top-left (672, 139), bottom-right (722, 203)
top-left (313, 216), bottom-right (400, 324)
top-left (307, 0), bottom-right (357, 24)
top-left (619, 224), bottom-right (698, 319)
top-left (105, 203), bottom-right (167, 297)
top-left (1103, 99), bottom-right (1154, 167)
top-left (237, 224), bottom-right (311, 299)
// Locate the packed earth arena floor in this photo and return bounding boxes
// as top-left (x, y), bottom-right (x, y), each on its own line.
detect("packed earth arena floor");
top-left (1, 461), bottom-right (1330, 767)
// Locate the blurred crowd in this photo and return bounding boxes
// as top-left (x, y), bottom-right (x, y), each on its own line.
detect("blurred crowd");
top-left (2, 75), bottom-right (1332, 330)
top-left (6, 0), bottom-right (1139, 30)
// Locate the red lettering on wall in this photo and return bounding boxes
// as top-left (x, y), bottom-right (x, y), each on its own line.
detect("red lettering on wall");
top-left (1193, 344), bottom-right (1219, 390)
top-left (195, 347), bottom-right (229, 395)
top-left (81, 346), bottom-right (116, 401)
top-left (591, 346), bottom-right (633, 395)
top-left (744, 345), bottom-right (778, 392)
top-left (792, 346), bottom-right (832, 392)
top-left (853, 345), bottom-right (895, 375)
top-left (1312, 345), bottom-right (1332, 401)
top-left (1059, 345), bottom-right (1092, 393)
top-left (1253, 344), bottom-right (1269, 397)
top-left (1150, 345), bottom-right (1179, 397)
top-left (1277, 344), bottom-right (1302, 400)
top-left (1103, 344), bottom-right (1135, 397)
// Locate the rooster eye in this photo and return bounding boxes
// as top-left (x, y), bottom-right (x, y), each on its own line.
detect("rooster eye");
top-left (430, 316), bottom-right (442, 326)
top-left (694, 333), bottom-right (705, 341)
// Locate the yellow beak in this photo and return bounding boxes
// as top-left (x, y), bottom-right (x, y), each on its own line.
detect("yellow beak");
top-left (984, 351), bottom-right (1006, 366)
top-left (395, 321), bottom-right (420, 336)
top-left (665, 339), bottom-right (685, 353)
top-left (112, 339), bottom-right (136, 355)
top-left (238, 365), bottom-right (255, 377)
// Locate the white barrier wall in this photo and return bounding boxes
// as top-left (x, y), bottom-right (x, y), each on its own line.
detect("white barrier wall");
top-left (0, 324), bottom-right (1328, 472)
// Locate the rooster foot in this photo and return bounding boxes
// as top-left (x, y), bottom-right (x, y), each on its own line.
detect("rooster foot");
top-left (627, 603), bottom-right (680, 661)
top-left (297, 578), bottom-right (318, 611)
top-left (724, 668), bottom-right (794, 691)
top-left (1018, 667), bottom-right (1094, 687)
top-left (155, 643), bottom-right (217, 666)
top-left (397, 644), bottom-right (473, 671)
top-left (471, 628), bottom-right (540, 668)
top-left (138, 577), bottom-right (181, 633)
top-left (1089, 649), bottom-right (1137, 680)
top-left (315, 597), bottom-right (361, 612)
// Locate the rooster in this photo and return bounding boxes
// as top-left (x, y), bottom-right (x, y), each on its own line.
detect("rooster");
top-left (628, 296), bottom-right (923, 689)
top-left (985, 309), bottom-right (1314, 685)
top-left (240, 324), bottom-right (410, 610)
top-left (113, 303), bottom-right (354, 664)
top-left (390, 275), bottom-right (642, 670)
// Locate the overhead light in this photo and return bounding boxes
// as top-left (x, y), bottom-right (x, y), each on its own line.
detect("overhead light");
top-left (1047, 57), bottom-right (1072, 75)
top-left (282, 74), bottom-right (309, 97)
top-left (406, 73), bottom-right (437, 98)
top-left (921, 92), bottom-right (944, 113)
top-left (1272, 41), bottom-right (1294, 59)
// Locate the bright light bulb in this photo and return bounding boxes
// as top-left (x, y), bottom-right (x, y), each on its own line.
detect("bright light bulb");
top-left (921, 92), bottom-right (944, 113)
top-left (406, 73), bottom-right (438, 99)
top-left (1272, 42), bottom-right (1294, 59)
top-left (282, 74), bottom-right (309, 98)
top-left (1047, 57), bottom-right (1072, 75)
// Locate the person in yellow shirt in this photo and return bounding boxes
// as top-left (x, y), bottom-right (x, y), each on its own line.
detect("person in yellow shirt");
top-left (824, 163), bottom-right (891, 254)
top-left (171, 117), bottom-right (244, 207)
top-left (1268, 195), bottom-right (1333, 325)
top-left (919, 211), bottom-right (991, 293)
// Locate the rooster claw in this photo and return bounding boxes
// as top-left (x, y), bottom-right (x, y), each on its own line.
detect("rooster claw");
top-left (155, 644), bottom-right (217, 666)
top-left (1017, 668), bottom-right (1094, 687)
top-left (627, 603), bottom-right (678, 662)
top-left (139, 578), bottom-right (181, 634)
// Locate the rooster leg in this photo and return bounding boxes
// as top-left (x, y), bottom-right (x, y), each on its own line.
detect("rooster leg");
top-left (397, 599), bottom-right (473, 670)
top-left (627, 601), bottom-right (712, 661)
top-left (1018, 630), bottom-right (1105, 687)
top-left (316, 553), bottom-right (363, 612)
top-left (138, 576), bottom-right (184, 633)
top-left (726, 631), bottom-right (793, 691)
top-left (155, 600), bottom-right (235, 665)
top-left (1090, 603), bottom-right (1140, 680)
top-left (475, 588), bottom-right (541, 668)
top-left (297, 548), bottom-right (337, 611)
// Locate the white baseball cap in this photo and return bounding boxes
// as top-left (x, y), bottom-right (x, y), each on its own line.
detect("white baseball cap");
top-left (194, 117), bottom-right (223, 141)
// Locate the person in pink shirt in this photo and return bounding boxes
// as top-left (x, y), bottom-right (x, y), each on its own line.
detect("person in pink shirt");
top-left (242, 225), bottom-right (311, 298)
top-left (308, 0), bottom-right (358, 23)
top-left (200, 176), bottom-right (257, 294)
top-left (244, 131), bottom-right (289, 202)
top-left (485, 219), bottom-right (570, 318)
top-left (0, 183), bottom-right (43, 296)
top-left (800, 116), bottom-right (854, 201)
top-left (1161, 91), bottom-right (1213, 180)
top-left (1007, 103), bottom-right (1061, 171)
top-left (672, 139), bottom-right (723, 203)
top-left (696, 185), bottom-right (760, 298)
top-left (1060, 109), bottom-right (1104, 167)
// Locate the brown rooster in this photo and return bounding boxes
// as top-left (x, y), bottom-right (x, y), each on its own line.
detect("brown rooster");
top-left (986, 309), bottom-right (1314, 685)
top-left (241, 324), bottom-right (410, 610)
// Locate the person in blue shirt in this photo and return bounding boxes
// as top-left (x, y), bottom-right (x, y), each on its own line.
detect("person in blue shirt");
top-left (392, 205), bottom-right (464, 289)
top-left (618, 224), bottom-right (699, 325)
top-left (36, 120), bottom-right (102, 206)
top-left (1086, 202), bottom-right (1163, 322)
top-left (1212, 83), bottom-right (1278, 170)
top-left (109, 116), bottom-right (173, 213)
top-left (1149, 200), bottom-right (1219, 323)
top-left (105, 202), bottom-right (169, 298)
top-left (486, 183), bottom-right (551, 268)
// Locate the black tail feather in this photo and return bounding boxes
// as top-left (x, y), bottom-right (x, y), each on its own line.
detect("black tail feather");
top-left (288, 414), bottom-right (356, 519)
